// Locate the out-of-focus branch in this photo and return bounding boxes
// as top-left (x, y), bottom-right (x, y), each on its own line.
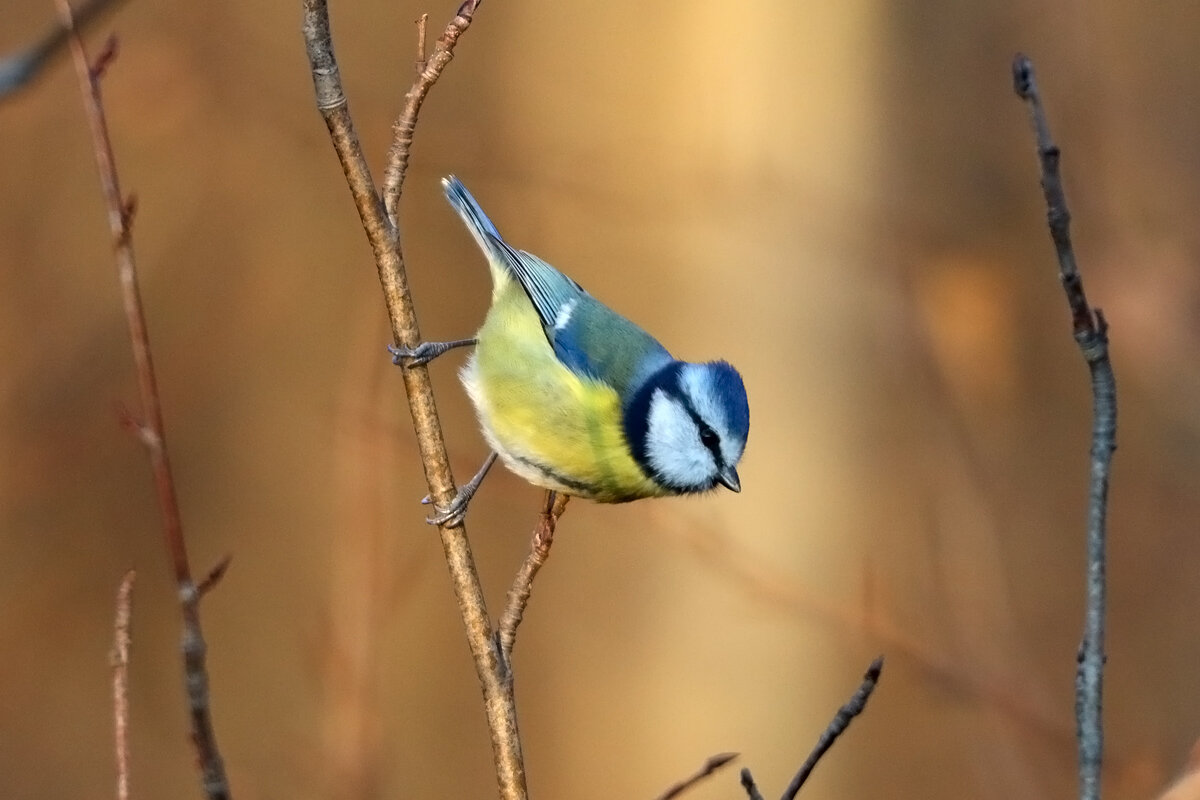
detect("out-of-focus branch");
top-left (111, 570), bottom-right (135, 800)
top-left (739, 770), bottom-right (765, 800)
top-left (56, 5), bottom-right (230, 798)
top-left (300, 4), bottom-right (530, 799)
top-left (654, 752), bottom-right (738, 800)
top-left (740, 657), bottom-right (883, 799)
top-left (497, 492), bottom-right (569, 664)
top-left (780, 656), bottom-right (883, 798)
top-left (1013, 54), bottom-right (1117, 800)
top-left (0, 0), bottom-right (124, 100)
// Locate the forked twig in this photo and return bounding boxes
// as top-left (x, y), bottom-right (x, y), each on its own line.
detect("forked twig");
top-left (301, 3), bottom-right (530, 799)
top-left (111, 570), bottom-right (136, 800)
top-left (0, 0), bottom-right (125, 99)
top-left (382, 0), bottom-right (482, 225)
top-left (56, 4), bottom-right (230, 797)
top-left (1013, 54), bottom-right (1117, 800)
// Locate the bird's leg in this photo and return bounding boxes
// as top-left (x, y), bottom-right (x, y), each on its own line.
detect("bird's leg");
top-left (388, 337), bottom-right (478, 367)
top-left (423, 451), bottom-right (498, 527)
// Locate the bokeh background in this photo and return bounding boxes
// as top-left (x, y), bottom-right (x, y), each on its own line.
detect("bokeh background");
top-left (4, 0), bottom-right (1200, 797)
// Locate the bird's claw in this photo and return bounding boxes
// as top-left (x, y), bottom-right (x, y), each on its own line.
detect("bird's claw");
top-left (423, 489), bottom-right (475, 527)
top-left (388, 342), bottom-right (439, 367)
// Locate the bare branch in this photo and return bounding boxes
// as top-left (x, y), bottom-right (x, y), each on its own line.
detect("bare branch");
top-left (497, 492), bottom-right (569, 664)
top-left (0, 0), bottom-right (125, 100)
top-left (198, 555), bottom-right (233, 597)
top-left (1013, 54), bottom-right (1117, 800)
top-left (111, 570), bottom-right (136, 800)
top-left (382, 0), bottom-right (482, 225)
top-left (654, 752), bottom-right (738, 800)
top-left (781, 656), bottom-right (884, 799)
top-left (739, 769), bottom-right (765, 800)
top-left (301, 3), bottom-right (529, 798)
top-left (414, 13), bottom-right (429, 76)
top-left (56, 3), bottom-right (230, 797)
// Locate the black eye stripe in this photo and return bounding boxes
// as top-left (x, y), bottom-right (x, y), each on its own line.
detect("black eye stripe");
top-left (680, 395), bottom-right (724, 466)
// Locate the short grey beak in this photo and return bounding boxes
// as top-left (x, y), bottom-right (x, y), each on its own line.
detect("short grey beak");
top-left (717, 466), bottom-right (741, 493)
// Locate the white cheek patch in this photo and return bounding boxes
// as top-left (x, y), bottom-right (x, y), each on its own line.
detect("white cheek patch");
top-left (553, 298), bottom-right (578, 331)
top-left (678, 363), bottom-right (746, 466)
top-left (645, 389), bottom-right (715, 489)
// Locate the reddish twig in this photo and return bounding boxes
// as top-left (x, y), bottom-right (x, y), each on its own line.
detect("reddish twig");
top-left (382, 0), bottom-right (481, 225)
top-left (0, 0), bottom-right (125, 99)
top-left (198, 555), bottom-right (233, 597)
top-left (654, 752), bottom-right (739, 800)
top-left (56, 4), bottom-right (230, 797)
top-left (1013, 54), bottom-right (1117, 800)
top-left (499, 491), bottom-right (568, 666)
top-left (497, 492), bottom-right (569, 665)
top-left (301, 3), bottom-right (531, 799)
top-left (111, 570), bottom-right (135, 800)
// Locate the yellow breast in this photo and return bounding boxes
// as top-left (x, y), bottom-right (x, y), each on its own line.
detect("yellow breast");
top-left (459, 272), bottom-right (665, 502)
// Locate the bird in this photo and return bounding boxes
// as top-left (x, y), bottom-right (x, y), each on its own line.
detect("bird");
top-left (390, 176), bottom-right (750, 525)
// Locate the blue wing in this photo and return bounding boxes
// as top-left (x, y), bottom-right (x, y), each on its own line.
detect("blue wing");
top-left (443, 176), bottom-right (672, 394)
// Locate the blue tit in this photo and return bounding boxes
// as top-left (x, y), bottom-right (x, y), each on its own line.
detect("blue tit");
top-left (392, 176), bottom-right (749, 522)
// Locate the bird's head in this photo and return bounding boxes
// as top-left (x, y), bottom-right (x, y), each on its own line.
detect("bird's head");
top-left (626, 360), bottom-right (750, 495)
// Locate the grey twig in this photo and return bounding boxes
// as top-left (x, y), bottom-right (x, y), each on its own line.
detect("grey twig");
top-left (111, 570), bottom-right (136, 800)
top-left (0, 0), bottom-right (125, 100)
top-left (739, 769), bottom-right (765, 800)
top-left (1013, 54), bottom-right (1117, 800)
top-left (497, 492), bottom-right (569, 665)
top-left (56, 4), bottom-right (231, 797)
top-left (653, 752), bottom-right (738, 800)
top-left (301, 3), bottom-right (530, 799)
top-left (781, 656), bottom-right (883, 799)
top-left (738, 657), bottom-right (883, 799)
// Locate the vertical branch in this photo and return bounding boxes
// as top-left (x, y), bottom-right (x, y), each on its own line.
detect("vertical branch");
top-left (56, 4), bottom-right (231, 798)
top-left (112, 570), bottom-right (136, 800)
top-left (1013, 54), bottom-right (1117, 800)
top-left (301, 4), bottom-right (530, 799)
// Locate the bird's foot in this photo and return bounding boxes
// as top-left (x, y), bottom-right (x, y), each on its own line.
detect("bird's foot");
top-left (388, 338), bottom-right (477, 367)
top-left (420, 451), bottom-right (498, 527)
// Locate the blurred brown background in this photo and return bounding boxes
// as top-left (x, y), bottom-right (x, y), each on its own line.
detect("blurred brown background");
top-left (4, 0), bottom-right (1200, 797)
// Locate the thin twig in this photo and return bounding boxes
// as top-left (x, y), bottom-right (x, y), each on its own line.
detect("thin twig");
top-left (57, 5), bottom-right (230, 797)
top-left (111, 570), bottom-right (136, 800)
top-left (497, 492), bottom-right (569, 664)
top-left (781, 656), bottom-right (884, 799)
top-left (654, 752), bottom-right (738, 800)
top-left (197, 555), bottom-right (233, 597)
top-left (1013, 54), bottom-right (1117, 800)
top-left (0, 0), bottom-right (125, 99)
top-left (300, 4), bottom-right (529, 799)
top-left (739, 769), bottom-right (765, 800)
top-left (382, 0), bottom-right (482, 225)
top-left (414, 14), bottom-right (429, 76)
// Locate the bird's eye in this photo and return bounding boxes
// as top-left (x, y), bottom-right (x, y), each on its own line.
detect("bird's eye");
top-left (699, 427), bottom-right (719, 450)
